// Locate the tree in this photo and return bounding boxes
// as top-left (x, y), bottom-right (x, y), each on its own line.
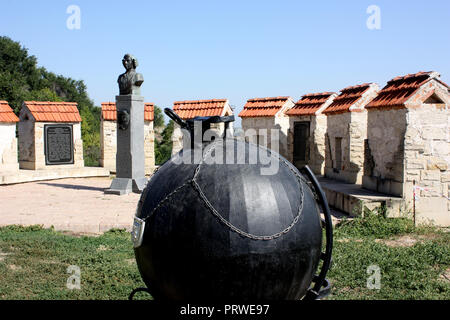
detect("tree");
top-left (155, 120), bottom-right (174, 165)
top-left (80, 104), bottom-right (101, 166)
top-left (26, 88), bottom-right (63, 102)
top-left (0, 36), bottom-right (100, 166)
top-left (153, 105), bottom-right (165, 128)
top-left (0, 37), bottom-right (40, 112)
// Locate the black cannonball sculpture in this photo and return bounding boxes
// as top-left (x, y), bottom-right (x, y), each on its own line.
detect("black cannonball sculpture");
top-left (130, 109), bottom-right (333, 300)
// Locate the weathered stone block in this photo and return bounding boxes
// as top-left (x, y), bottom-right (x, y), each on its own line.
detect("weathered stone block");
top-left (405, 127), bottom-right (420, 140)
top-left (405, 143), bottom-right (425, 153)
top-left (405, 170), bottom-right (419, 182)
top-left (422, 127), bottom-right (447, 140)
top-left (417, 180), bottom-right (441, 197)
top-left (427, 158), bottom-right (448, 171)
top-left (442, 173), bottom-right (450, 183)
top-left (415, 197), bottom-right (449, 226)
top-left (431, 141), bottom-right (449, 155)
top-left (420, 170), bottom-right (441, 181)
top-left (406, 160), bottom-right (425, 169)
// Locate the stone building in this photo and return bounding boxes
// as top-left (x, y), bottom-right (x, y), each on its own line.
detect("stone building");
top-left (171, 99), bottom-right (233, 155)
top-left (100, 102), bottom-right (155, 174)
top-left (285, 92), bottom-right (337, 174)
top-left (239, 96), bottom-right (294, 159)
top-left (0, 101), bottom-right (19, 172)
top-left (18, 101), bottom-right (84, 170)
top-left (322, 83), bottom-right (380, 184)
top-left (364, 71), bottom-right (450, 226)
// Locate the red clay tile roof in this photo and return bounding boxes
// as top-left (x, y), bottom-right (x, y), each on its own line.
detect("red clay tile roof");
top-left (238, 96), bottom-right (291, 118)
top-left (0, 101), bottom-right (19, 123)
top-left (24, 101), bottom-right (82, 122)
top-left (367, 71), bottom-right (445, 108)
top-left (173, 99), bottom-right (229, 120)
top-left (101, 102), bottom-right (154, 121)
top-left (322, 84), bottom-right (372, 114)
top-left (286, 92), bottom-right (336, 116)
top-left (144, 103), bottom-right (154, 121)
top-left (101, 102), bottom-right (116, 120)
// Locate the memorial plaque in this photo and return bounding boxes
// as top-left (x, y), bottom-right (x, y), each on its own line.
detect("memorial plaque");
top-left (44, 124), bottom-right (74, 165)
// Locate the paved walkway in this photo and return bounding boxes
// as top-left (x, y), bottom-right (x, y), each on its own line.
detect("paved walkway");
top-left (317, 176), bottom-right (403, 217)
top-left (0, 167), bottom-right (110, 185)
top-left (0, 177), bottom-right (141, 234)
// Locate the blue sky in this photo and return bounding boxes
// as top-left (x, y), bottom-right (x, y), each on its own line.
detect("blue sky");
top-left (1, 0), bottom-right (449, 126)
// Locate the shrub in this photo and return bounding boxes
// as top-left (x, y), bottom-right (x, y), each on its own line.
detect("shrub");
top-left (335, 207), bottom-right (416, 239)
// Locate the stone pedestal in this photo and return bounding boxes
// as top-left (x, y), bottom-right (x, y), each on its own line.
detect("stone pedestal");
top-left (105, 95), bottom-right (147, 195)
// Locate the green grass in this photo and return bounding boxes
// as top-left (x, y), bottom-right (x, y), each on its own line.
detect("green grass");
top-left (0, 211), bottom-right (449, 300)
top-left (0, 226), bottom-right (148, 300)
top-left (327, 211), bottom-right (450, 300)
top-left (334, 208), bottom-right (417, 239)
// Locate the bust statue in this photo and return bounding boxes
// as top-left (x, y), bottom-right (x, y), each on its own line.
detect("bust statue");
top-left (117, 54), bottom-right (144, 95)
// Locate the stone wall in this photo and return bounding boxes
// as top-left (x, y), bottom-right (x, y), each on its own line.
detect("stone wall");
top-left (0, 123), bottom-right (19, 172)
top-left (324, 84), bottom-right (379, 184)
top-left (100, 120), bottom-right (117, 171)
top-left (325, 112), bottom-right (352, 182)
top-left (171, 123), bottom-right (184, 156)
top-left (403, 104), bottom-right (449, 225)
top-left (274, 109), bottom-right (291, 159)
top-left (171, 122), bottom-right (231, 156)
top-left (18, 116), bottom-right (34, 164)
top-left (363, 79), bottom-right (450, 226)
top-left (314, 115), bottom-right (328, 175)
top-left (363, 108), bottom-right (407, 196)
top-left (348, 111), bottom-right (368, 183)
top-left (19, 121), bottom-right (83, 170)
top-left (101, 119), bottom-right (155, 174)
top-left (241, 117), bottom-right (280, 155)
top-left (287, 114), bottom-right (327, 174)
top-left (402, 80), bottom-right (449, 226)
top-left (144, 121), bottom-right (155, 174)
top-left (241, 113), bottom-right (291, 159)
top-left (287, 115), bottom-right (311, 164)
top-left (325, 111), bottom-right (369, 184)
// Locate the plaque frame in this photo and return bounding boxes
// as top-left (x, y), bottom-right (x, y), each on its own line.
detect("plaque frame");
top-left (44, 124), bottom-right (74, 165)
